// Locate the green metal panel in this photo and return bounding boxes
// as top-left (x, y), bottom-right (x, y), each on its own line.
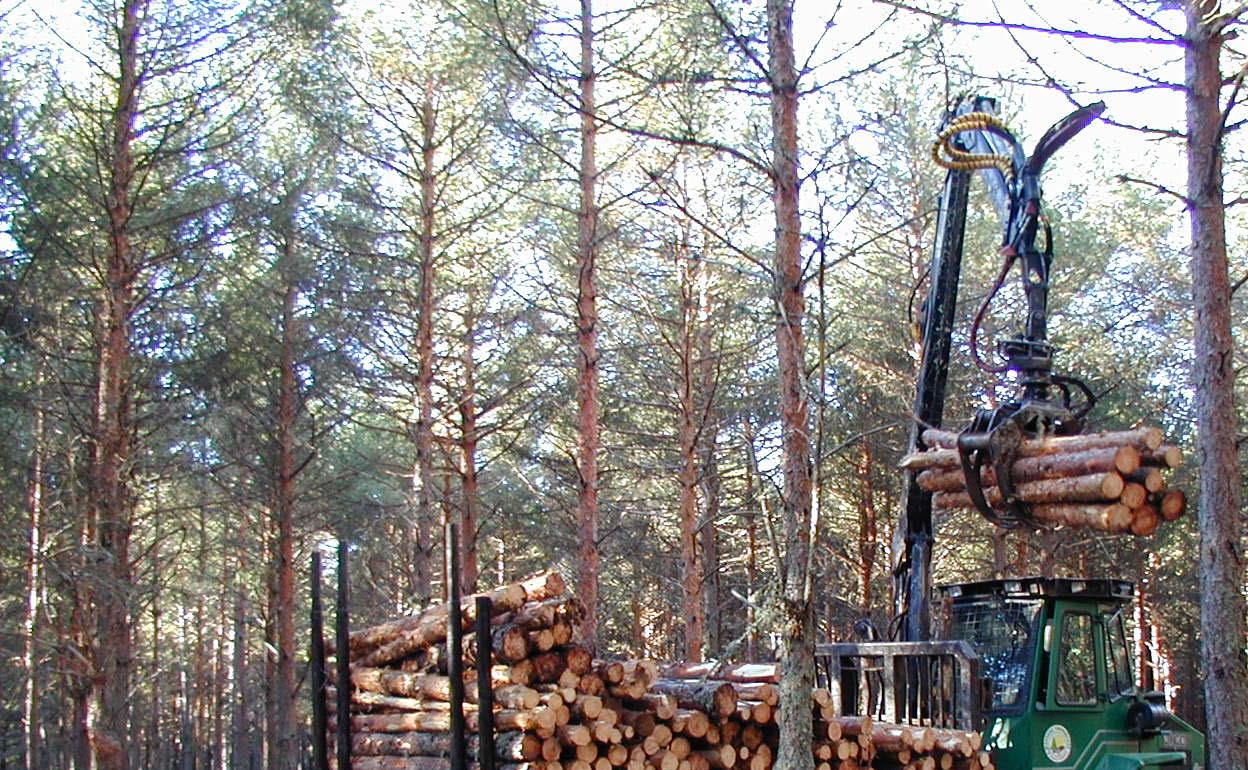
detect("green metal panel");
top-left (977, 596), bottom-right (1205, 770)
top-left (1095, 753), bottom-right (1187, 770)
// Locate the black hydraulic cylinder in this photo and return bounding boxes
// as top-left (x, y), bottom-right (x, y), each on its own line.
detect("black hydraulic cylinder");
top-left (447, 517), bottom-right (467, 770)
top-left (897, 163), bottom-right (973, 642)
top-left (311, 553), bottom-right (329, 770)
top-left (477, 596), bottom-right (496, 770)
top-left (336, 540), bottom-right (351, 770)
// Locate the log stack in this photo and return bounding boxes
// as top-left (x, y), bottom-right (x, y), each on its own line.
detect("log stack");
top-left (899, 426), bottom-right (1187, 536)
top-left (328, 573), bottom-right (987, 770)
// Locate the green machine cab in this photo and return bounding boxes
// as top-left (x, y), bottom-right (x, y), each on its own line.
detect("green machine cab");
top-left (815, 577), bottom-right (1204, 770)
top-left (938, 577), bottom-right (1204, 770)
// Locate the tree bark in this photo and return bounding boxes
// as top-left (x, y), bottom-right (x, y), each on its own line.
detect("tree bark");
top-left (23, 381), bottom-right (45, 770)
top-left (89, 3), bottom-right (144, 767)
top-left (269, 206), bottom-right (301, 770)
top-left (857, 441), bottom-right (877, 613)
top-left (411, 84), bottom-right (439, 610)
top-left (1184, 5), bottom-right (1248, 764)
top-left (740, 421), bottom-right (760, 661)
top-left (459, 298), bottom-right (481, 591)
top-left (767, 2), bottom-right (815, 770)
top-left (575, 0), bottom-right (602, 653)
top-left (695, 262), bottom-right (721, 658)
top-left (230, 582), bottom-right (248, 770)
top-left (677, 239), bottom-right (704, 663)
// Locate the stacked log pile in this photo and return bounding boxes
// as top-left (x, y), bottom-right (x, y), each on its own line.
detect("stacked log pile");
top-left (899, 426), bottom-right (1186, 535)
top-left (329, 574), bottom-right (987, 770)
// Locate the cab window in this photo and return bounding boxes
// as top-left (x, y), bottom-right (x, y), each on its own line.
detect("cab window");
top-left (1105, 610), bottom-right (1135, 697)
top-left (1057, 612), bottom-right (1097, 706)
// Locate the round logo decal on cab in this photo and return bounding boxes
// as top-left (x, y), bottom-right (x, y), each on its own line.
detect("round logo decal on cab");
top-left (1043, 724), bottom-right (1073, 763)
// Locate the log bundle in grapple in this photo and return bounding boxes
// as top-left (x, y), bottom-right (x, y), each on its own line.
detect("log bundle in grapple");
top-left (898, 426), bottom-right (1186, 535)
top-left (327, 573), bottom-right (986, 770)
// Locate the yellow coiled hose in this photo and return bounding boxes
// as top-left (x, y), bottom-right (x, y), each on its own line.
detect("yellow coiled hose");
top-left (931, 112), bottom-right (1015, 178)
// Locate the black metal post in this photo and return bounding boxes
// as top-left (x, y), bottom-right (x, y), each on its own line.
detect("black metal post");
top-left (311, 553), bottom-right (329, 770)
top-left (476, 596), bottom-right (495, 770)
top-left (446, 514), bottom-right (467, 770)
top-left (336, 540), bottom-right (351, 770)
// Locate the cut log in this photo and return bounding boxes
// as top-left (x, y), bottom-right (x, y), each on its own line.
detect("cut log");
top-left (1125, 468), bottom-right (1166, 493)
top-left (658, 663), bottom-right (778, 684)
top-left (350, 731), bottom-right (542, 761)
top-left (347, 668), bottom-right (525, 705)
top-left (618, 709), bottom-right (655, 737)
top-left (350, 712), bottom-right (452, 734)
top-left (566, 646), bottom-right (594, 676)
top-left (1119, 482), bottom-right (1148, 509)
top-left (731, 683), bottom-right (777, 705)
top-left (572, 696), bottom-right (603, 720)
top-left (1020, 503), bottom-right (1133, 532)
top-left (1157, 490), bottom-right (1186, 521)
top-left (577, 673), bottom-right (606, 697)
top-left (920, 427), bottom-right (1163, 455)
top-left (1130, 505), bottom-right (1160, 537)
top-left (649, 680), bottom-right (737, 718)
top-left (640, 694), bottom-right (677, 720)
top-left (915, 446), bottom-right (1140, 491)
top-left (1142, 445), bottom-right (1182, 468)
top-left (531, 651), bottom-right (568, 684)
top-left (596, 661), bottom-right (625, 684)
top-left (672, 709), bottom-right (708, 738)
top-left (699, 747), bottom-right (736, 770)
top-left (530, 628), bottom-right (557, 653)
top-left (932, 472), bottom-right (1124, 510)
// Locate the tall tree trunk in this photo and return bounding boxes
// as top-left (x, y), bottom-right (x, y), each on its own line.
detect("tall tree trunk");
top-left (412, 85), bottom-right (439, 609)
top-left (741, 421), bottom-right (760, 661)
top-left (230, 585), bottom-right (248, 770)
top-left (23, 383), bottom-right (45, 770)
top-left (270, 221), bottom-right (300, 770)
top-left (213, 595), bottom-right (226, 770)
top-left (677, 241), bottom-right (704, 663)
top-left (575, 0), bottom-right (602, 653)
top-left (699, 429), bottom-right (721, 657)
top-left (264, 535), bottom-right (277, 770)
top-left (459, 300), bottom-right (481, 591)
top-left (1184, 5), bottom-right (1248, 763)
top-left (148, 513), bottom-right (162, 770)
top-left (695, 256), bottom-right (721, 658)
top-left (89, 3), bottom-right (144, 767)
top-left (856, 442), bottom-right (877, 612)
top-left (1135, 564), bottom-right (1154, 691)
top-left (767, 0), bottom-right (814, 763)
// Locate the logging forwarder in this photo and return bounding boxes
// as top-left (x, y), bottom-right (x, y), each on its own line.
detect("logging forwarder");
top-left (814, 98), bottom-right (1205, 770)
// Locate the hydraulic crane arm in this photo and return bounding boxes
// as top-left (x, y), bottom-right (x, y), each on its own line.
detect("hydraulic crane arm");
top-left (893, 97), bottom-right (1105, 641)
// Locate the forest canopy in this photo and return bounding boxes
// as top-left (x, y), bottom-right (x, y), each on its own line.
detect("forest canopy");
top-left (0, 1), bottom-right (1245, 769)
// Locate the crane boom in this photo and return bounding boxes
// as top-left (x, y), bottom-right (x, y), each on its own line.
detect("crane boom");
top-left (894, 97), bottom-right (1105, 641)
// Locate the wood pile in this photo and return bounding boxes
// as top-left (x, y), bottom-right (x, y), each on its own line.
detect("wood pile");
top-left (327, 574), bottom-right (988, 770)
top-left (899, 426), bottom-right (1186, 536)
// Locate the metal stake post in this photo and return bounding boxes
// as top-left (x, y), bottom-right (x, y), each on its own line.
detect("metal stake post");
top-left (447, 515), bottom-right (467, 770)
top-left (311, 553), bottom-right (329, 770)
top-left (336, 540), bottom-right (351, 770)
top-left (476, 596), bottom-right (495, 770)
